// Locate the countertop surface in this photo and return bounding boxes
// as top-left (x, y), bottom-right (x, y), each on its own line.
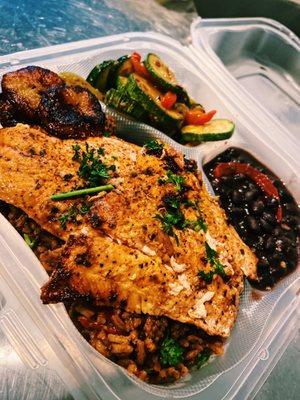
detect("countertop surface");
top-left (0, 1), bottom-right (299, 399)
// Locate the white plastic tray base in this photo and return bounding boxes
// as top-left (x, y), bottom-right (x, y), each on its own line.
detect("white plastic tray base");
top-left (0, 31), bottom-right (299, 400)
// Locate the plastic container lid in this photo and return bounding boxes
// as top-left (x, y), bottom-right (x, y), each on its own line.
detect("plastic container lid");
top-left (190, 17), bottom-right (300, 149)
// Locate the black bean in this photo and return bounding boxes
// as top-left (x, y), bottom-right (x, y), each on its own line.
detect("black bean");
top-left (260, 218), bottom-right (274, 233)
top-left (219, 185), bottom-right (231, 196)
top-left (236, 221), bottom-right (247, 236)
top-left (281, 223), bottom-right (292, 232)
top-left (285, 203), bottom-right (300, 215)
top-left (278, 189), bottom-right (293, 202)
top-left (247, 216), bottom-right (260, 232)
top-left (275, 239), bottom-right (284, 252)
top-left (231, 206), bottom-right (245, 217)
top-left (252, 199), bottom-right (264, 214)
top-left (265, 236), bottom-right (275, 251)
top-left (233, 174), bottom-right (245, 183)
top-left (252, 236), bottom-right (265, 252)
top-left (285, 246), bottom-right (298, 262)
top-left (288, 215), bottom-right (300, 231)
top-left (220, 175), bottom-right (232, 186)
top-left (245, 188), bottom-right (259, 202)
top-left (266, 197), bottom-right (278, 210)
top-left (280, 235), bottom-right (293, 248)
top-left (232, 189), bottom-right (244, 204)
top-left (262, 211), bottom-right (277, 226)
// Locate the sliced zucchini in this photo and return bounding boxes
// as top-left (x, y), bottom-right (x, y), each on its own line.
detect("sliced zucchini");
top-left (144, 53), bottom-right (190, 105)
top-left (125, 73), bottom-right (184, 135)
top-left (115, 55), bottom-right (134, 77)
top-left (189, 99), bottom-right (205, 112)
top-left (86, 60), bottom-right (116, 92)
top-left (105, 88), bottom-right (146, 120)
top-left (174, 102), bottom-right (189, 119)
top-left (181, 119), bottom-right (235, 142)
top-left (145, 53), bottom-right (177, 89)
top-left (116, 76), bottom-right (128, 92)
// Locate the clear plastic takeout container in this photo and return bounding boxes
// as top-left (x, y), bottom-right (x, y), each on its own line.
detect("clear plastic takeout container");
top-left (0, 25), bottom-right (299, 400)
top-left (190, 17), bottom-right (300, 146)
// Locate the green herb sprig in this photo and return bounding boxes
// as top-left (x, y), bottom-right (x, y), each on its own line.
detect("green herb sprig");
top-left (199, 242), bottom-right (227, 283)
top-left (144, 139), bottom-right (164, 156)
top-left (52, 185), bottom-right (113, 202)
top-left (184, 218), bottom-right (207, 232)
top-left (159, 337), bottom-right (184, 367)
top-left (196, 348), bottom-right (212, 369)
top-left (23, 233), bottom-right (38, 249)
top-left (75, 143), bottom-right (114, 188)
top-left (58, 202), bottom-right (91, 229)
top-left (158, 170), bottom-right (186, 192)
top-left (155, 193), bottom-right (207, 243)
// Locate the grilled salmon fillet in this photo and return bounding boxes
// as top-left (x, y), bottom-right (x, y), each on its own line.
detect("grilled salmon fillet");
top-left (0, 124), bottom-right (257, 337)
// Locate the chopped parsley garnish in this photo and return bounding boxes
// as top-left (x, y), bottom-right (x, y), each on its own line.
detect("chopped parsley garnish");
top-left (184, 218), bottom-right (207, 232)
top-left (72, 143), bottom-right (115, 188)
top-left (23, 233), bottom-right (38, 249)
top-left (162, 193), bottom-right (182, 210)
top-left (156, 209), bottom-right (185, 237)
top-left (199, 242), bottom-right (227, 282)
top-left (72, 144), bottom-right (81, 161)
top-left (199, 270), bottom-right (214, 283)
top-left (158, 170), bottom-right (186, 192)
top-left (58, 202), bottom-right (91, 229)
top-left (144, 139), bottom-right (164, 156)
top-left (156, 193), bottom-right (207, 242)
top-left (196, 348), bottom-right (212, 369)
top-left (159, 337), bottom-right (184, 367)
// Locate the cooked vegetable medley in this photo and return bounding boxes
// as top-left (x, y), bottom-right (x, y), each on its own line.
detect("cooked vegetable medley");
top-left (87, 52), bottom-right (235, 142)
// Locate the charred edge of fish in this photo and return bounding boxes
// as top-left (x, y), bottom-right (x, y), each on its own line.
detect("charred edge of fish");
top-left (163, 155), bottom-right (181, 173)
top-left (184, 157), bottom-right (197, 173)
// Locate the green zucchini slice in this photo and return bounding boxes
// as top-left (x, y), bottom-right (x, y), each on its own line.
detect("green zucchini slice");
top-left (105, 88), bottom-right (146, 120)
top-left (86, 60), bottom-right (116, 92)
top-left (116, 76), bottom-right (128, 92)
top-left (144, 53), bottom-right (190, 105)
top-left (115, 55), bottom-right (134, 77)
top-left (181, 119), bottom-right (235, 142)
top-left (125, 73), bottom-right (183, 135)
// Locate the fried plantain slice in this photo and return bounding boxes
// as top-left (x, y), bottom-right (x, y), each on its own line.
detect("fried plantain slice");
top-left (38, 85), bottom-right (105, 139)
top-left (0, 94), bottom-right (19, 127)
top-left (59, 71), bottom-right (104, 101)
top-left (1, 66), bottom-right (63, 119)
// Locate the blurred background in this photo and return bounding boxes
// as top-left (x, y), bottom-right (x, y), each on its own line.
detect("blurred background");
top-left (0, 0), bottom-right (299, 56)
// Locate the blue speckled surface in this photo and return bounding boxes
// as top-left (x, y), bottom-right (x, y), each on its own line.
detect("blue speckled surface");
top-left (0, 1), bottom-right (298, 399)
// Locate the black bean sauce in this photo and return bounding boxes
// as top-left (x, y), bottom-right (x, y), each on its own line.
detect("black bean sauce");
top-left (204, 147), bottom-right (299, 290)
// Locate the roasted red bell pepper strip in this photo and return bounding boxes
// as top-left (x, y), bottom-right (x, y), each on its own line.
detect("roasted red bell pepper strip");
top-left (161, 91), bottom-right (177, 109)
top-left (131, 52), bottom-right (151, 79)
top-left (185, 109), bottom-right (216, 125)
top-left (78, 315), bottom-right (90, 329)
top-left (214, 162), bottom-right (282, 222)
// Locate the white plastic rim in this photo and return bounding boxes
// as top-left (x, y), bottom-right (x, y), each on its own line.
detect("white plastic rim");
top-left (0, 31), bottom-right (298, 400)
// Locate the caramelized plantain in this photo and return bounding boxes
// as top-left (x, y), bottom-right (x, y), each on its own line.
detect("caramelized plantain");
top-left (0, 94), bottom-right (19, 127)
top-left (59, 72), bottom-right (104, 101)
top-left (38, 85), bottom-right (105, 139)
top-left (1, 66), bottom-right (63, 119)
